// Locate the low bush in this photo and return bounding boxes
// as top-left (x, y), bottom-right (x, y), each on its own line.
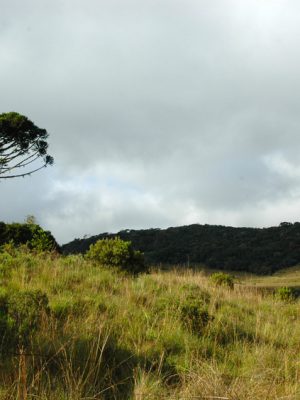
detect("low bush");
top-left (274, 286), bottom-right (296, 302)
top-left (179, 283), bottom-right (211, 304)
top-left (180, 300), bottom-right (210, 335)
top-left (0, 288), bottom-right (11, 349)
top-left (0, 254), bottom-right (14, 283)
top-left (0, 288), bottom-right (50, 354)
top-left (209, 272), bottom-right (234, 289)
top-left (29, 225), bottom-right (57, 252)
top-left (86, 237), bottom-right (147, 274)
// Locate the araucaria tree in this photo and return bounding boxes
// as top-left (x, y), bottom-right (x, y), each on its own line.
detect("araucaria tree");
top-left (0, 112), bottom-right (53, 179)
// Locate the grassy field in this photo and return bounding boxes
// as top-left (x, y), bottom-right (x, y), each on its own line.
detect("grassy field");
top-left (238, 265), bottom-right (300, 287)
top-left (0, 246), bottom-right (299, 399)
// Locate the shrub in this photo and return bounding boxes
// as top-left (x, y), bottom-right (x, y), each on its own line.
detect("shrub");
top-left (0, 241), bottom-right (18, 257)
top-left (7, 289), bottom-right (50, 346)
top-left (274, 287), bottom-right (296, 302)
top-left (0, 289), bottom-right (49, 352)
top-left (0, 288), bottom-right (10, 346)
top-left (180, 300), bottom-right (210, 335)
top-left (86, 237), bottom-right (147, 274)
top-left (28, 225), bottom-right (57, 252)
top-left (0, 252), bottom-right (14, 283)
top-left (0, 244), bottom-right (40, 279)
top-left (179, 284), bottom-right (211, 304)
top-left (209, 272), bottom-right (234, 289)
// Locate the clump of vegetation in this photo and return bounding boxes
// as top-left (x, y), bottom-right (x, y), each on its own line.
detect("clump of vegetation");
top-left (179, 283), bottom-right (211, 304)
top-left (0, 289), bottom-right (49, 350)
top-left (209, 272), bottom-right (234, 289)
top-left (0, 221), bottom-right (59, 252)
top-left (274, 286), bottom-right (296, 302)
top-left (86, 237), bottom-right (147, 274)
top-left (180, 300), bottom-right (210, 335)
top-left (0, 288), bottom-right (10, 348)
top-left (28, 226), bottom-right (57, 252)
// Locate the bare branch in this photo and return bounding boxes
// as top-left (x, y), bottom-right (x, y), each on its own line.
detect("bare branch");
top-left (0, 164), bottom-right (47, 179)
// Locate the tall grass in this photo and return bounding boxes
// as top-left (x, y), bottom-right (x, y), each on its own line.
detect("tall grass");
top-left (0, 247), bottom-right (299, 399)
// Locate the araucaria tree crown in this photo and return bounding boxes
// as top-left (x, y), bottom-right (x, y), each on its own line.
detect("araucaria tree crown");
top-left (0, 112), bottom-right (53, 179)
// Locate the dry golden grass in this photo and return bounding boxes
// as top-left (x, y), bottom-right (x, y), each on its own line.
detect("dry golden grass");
top-left (0, 248), bottom-right (299, 399)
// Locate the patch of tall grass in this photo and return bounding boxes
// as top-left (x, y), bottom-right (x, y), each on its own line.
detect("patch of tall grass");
top-left (0, 247), bottom-right (299, 399)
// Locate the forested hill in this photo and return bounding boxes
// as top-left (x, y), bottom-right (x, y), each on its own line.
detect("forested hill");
top-left (62, 222), bottom-right (300, 274)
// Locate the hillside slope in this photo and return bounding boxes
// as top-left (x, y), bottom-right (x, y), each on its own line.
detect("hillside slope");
top-left (0, 248), bottom-right (299, 399)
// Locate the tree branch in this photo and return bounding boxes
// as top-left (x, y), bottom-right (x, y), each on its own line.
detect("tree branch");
top-left (0, 164), bottom-right (47, 179)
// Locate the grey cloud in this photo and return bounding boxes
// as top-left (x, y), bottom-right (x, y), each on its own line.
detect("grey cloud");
top-left (2, 0), bottom-right (300, 242)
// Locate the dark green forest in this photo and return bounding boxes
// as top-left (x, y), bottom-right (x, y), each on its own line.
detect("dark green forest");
top-left (62, 222), bottom-right (300, 274)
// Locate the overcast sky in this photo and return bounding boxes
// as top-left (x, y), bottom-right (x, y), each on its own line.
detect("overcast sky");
top-left (1, 0), bottom-right (300, 243)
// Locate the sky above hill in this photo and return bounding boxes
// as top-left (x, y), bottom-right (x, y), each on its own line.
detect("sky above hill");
top-left (2, 0), bottom-right (300, 243)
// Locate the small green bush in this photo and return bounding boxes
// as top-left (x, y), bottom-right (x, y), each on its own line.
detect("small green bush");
top-left (0, 288), bottom-right (10, 344)
top-left (274, 287), bottom-right (296, 302)
top-left (0, 253), bottom-right (14, 283)
top-left (29, 226), bottom-right (56, 252)
top-left (0, 289), bottom-right (49, 352)
top-left (86, 237), bottom-right (147, 274)
top-left (179, 284), bottom-right (211, 304)
top-left (209, 272), bottom-right (234, 289)
top-left (180, 300), bottom-right (210, 335)
top-left (8, 289), bottom-right (50, 346)
top-left (0, 241), bottom-right (18, 257)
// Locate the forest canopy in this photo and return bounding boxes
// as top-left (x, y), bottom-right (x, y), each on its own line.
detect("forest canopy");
top-left (62, 222), bottom-right (300, 274)
top-left (0, 222), bottom-right (59, 252)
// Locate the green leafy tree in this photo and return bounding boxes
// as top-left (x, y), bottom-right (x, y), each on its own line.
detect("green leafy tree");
top-left (0, 222), bottom-right (60, 252)
top-left (86, 237), bottom-right (147, 274)
top-left (0, 112), bottom-right (53, 179)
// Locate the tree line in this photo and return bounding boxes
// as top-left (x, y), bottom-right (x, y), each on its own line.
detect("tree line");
top-left (62, 222), bottom-right (300, 274)
top-left (0, 222), bottom-right (59, 252)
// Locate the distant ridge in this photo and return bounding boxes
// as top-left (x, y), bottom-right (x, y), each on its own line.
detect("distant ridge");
top-left (61, 222), bottom-right (300, 274)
